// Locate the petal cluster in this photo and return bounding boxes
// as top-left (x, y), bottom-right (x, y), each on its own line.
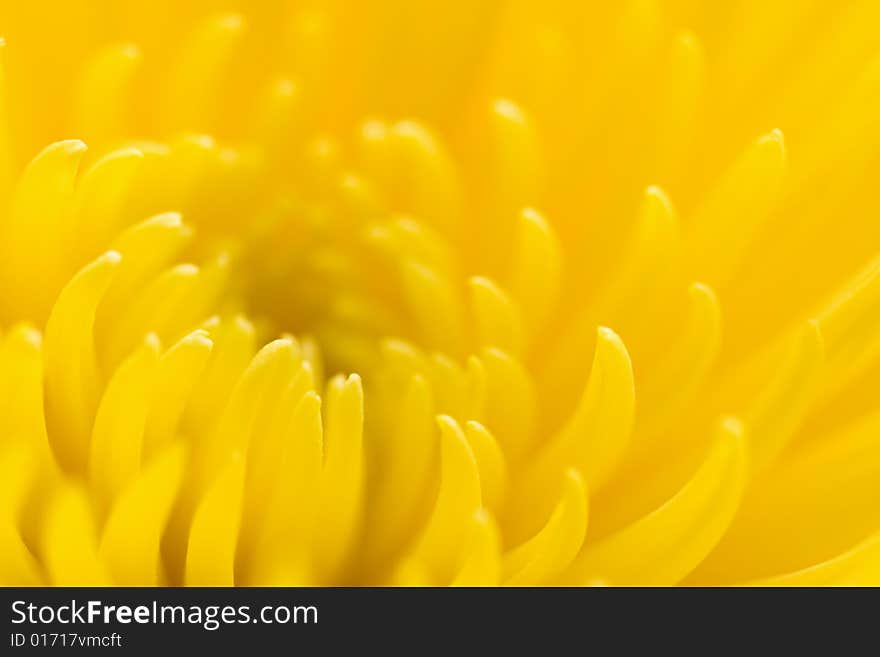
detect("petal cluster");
top-left (2, 2), bottom-right (880, 586)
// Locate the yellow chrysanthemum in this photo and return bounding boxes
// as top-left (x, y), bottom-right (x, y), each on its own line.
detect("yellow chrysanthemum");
top-left (2, 1), bottom-right (880, 586)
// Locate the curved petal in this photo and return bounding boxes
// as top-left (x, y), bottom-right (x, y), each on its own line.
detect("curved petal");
top-left (564, 418), bottom-right (746, 585)
top-left (504, 469), bottom-right (588, 585)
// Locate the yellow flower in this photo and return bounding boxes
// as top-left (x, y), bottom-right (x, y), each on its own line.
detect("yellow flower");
top-left (2, 1), bottom-right (880, 586)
